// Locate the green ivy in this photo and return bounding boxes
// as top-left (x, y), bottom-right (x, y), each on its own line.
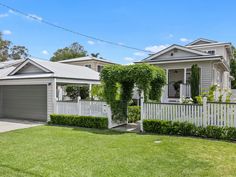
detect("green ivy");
top-left (100, 64), bottom-right (166, 121)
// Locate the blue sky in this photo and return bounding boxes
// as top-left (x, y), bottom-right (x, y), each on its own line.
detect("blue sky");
top-left (0, 0), bottom-right (235, 64)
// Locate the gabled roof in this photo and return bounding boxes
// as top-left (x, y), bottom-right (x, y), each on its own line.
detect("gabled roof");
top-left (142, 44), bottom-right (210, 61)
top-left (0, 58), bottom-right (100, 81)
top-left (186, 38), bottom-right (218, 46)
top-left (58, 56), bottom-right (117, 64)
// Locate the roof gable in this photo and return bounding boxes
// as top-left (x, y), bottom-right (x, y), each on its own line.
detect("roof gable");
top-left (143, 45), bottom-right (209, 62)
top-left (186, 38), bottom-right (218, 46)
top-left (9, 60), bottom-right (52, 76)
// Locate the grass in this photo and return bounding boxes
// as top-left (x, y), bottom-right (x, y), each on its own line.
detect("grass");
top-left (0, 126), bottom-right (236, 177)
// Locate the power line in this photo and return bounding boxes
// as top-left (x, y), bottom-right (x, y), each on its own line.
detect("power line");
top-left (0, 2), bottom-right (153, 54)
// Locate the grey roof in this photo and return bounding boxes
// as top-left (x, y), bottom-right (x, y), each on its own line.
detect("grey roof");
top-left (186, 38), bottom-right (218, 46)
top-left (0, 58), bottom-right (100, 81)
top-left (58, 56), bottom-right (117, 64)
top-left (141, 44), bottom-right (211, 62)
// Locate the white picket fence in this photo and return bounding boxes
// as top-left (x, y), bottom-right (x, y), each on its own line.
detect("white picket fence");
top-left (55, 100), bottom-right (125, 129)
top-left (141, 98), bottom-right (236, 130)
top-left (56, 100), bottom-right (110, 117)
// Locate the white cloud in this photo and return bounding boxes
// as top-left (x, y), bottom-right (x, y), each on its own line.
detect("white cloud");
top-left (145, 44), bottom-right (169, 53)
top-left (87, 40), bottom-right (95, 45)
top-left (124, 57), bottom-right (135, 62)
top-left (133, 52), bottom-right (146, 57)
top-left (2, 30), bottom-right (12, 35)
top-left (180, 38), bottom-right (191, 42)
top-left (0, 13), bottom-right (8, 18)
top-left (42, 50), bottom-right (49, 55)
top-left (28, 14), bottom-right (43, 21)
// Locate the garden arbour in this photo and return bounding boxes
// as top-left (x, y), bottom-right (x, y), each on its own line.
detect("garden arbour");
top-left (100, 64), bottom-right (166, 122)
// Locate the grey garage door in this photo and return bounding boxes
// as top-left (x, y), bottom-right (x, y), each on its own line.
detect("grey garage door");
top-left (2, 85), bottom-right (47, 121)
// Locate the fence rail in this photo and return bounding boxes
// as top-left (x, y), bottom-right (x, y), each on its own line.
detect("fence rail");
top-left (56, 100), bottom-right (109, 118)
top-left (142, 99), bottom-right (236, 128)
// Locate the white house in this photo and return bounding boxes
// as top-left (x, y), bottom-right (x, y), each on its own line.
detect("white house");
top-left (0, 59), bottom-right (100, 121)
top-left (136, 38), bottom-right (234, 103)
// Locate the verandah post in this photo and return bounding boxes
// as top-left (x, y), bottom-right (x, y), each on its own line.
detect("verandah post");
top-left (140, 91), bottom-right (144, 132)
top-left (203, 97), bottom-right (207, 127)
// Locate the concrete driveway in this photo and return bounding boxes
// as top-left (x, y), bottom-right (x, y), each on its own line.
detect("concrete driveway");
top-left (0, 119), bottom-right (44, 133)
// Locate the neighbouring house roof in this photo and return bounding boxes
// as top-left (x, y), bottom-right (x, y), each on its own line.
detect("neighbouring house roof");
top-left (186, 38), bottom-right (218, 46)
top-left (0, 59), bottom-right (24, 69)
top-left (0, 58), bottom-right (100, 81)
top-left (58, 56), bottom-right (117, 64)
top-left (140, 44), bottom-right (211, 62)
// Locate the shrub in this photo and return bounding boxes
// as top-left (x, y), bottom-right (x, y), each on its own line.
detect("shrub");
top-left (50, 114), bottom-right (108, 129)
top-left (143, 119), bottom-right (236, 141)
top-left (128, 106), bottom-right (141, 123)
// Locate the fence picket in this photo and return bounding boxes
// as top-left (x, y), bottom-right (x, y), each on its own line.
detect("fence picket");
top-left (142, 102), bottom-right (236, 128)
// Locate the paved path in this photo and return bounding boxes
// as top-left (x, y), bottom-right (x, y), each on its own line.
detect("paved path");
top-left (112, 122), bottom-right (140, 132)
top-left (0, 119), bottom-right (44, 133)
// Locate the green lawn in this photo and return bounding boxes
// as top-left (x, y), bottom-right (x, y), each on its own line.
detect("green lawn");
top-left (0, 126), bottom-right (236, 177)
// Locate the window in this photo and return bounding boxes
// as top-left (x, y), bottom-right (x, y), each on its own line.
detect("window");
top-left (85, 64), bottom-right (91, 68)
top-left (207, 50), bottom-right (215, 55)
top-left (97, 65), bottom-right (104, 72)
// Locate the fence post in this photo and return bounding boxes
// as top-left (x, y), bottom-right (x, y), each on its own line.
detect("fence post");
top-left (107, 105), bottom-right (112, 129)
top-left (140, 91), bottom-right (144, 132)
top-left (77, 97), bottom-right (81, 116)
top-left (203, 97), bottom-right (207, 127)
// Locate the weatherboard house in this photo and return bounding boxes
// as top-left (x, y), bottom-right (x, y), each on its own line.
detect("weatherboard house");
top-left (137, 38), bottom-right (234, 103)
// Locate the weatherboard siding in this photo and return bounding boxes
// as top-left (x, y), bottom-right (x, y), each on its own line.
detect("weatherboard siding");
top-left (156, 60), bottom-right (213, 91)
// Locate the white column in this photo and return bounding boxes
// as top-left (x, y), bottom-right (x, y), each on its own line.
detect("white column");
top-left (184, 68), bottom-right (187, 84)
top-left (89, 84), bottom-right (92, 99)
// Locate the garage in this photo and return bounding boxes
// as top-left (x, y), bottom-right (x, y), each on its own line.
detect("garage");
top-left (1, 85), bottom-right (47, 121)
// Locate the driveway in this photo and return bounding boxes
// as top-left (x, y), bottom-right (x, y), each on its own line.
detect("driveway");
top-left (0, 119), bottom-right (44, 133)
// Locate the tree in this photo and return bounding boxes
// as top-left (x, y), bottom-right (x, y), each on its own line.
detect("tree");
top-left (50, 42), bottom-right (87, 62)
top-left (91, 53), bottom-right (100, 58)
top-left (66, 85), bottom-right (89, 101)
top-left (190, 64), bottom-right (200, 103)
top-left (0, 33), bottom-right (11, 61)
top-left (10, 45), bottom-right (29, 60)
top-left (230, 48), bottom-right (236, 88)
top-left (0, 33), bottom-right (29, 61)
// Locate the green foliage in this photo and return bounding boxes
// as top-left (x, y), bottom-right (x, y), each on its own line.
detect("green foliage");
top-left (128, 106), bottom-right (141, 123)
top-left (50, 42), bottom-right (87, 61)
top-left (100, 64), bottom-right (166, 121)
top-left (10, 45), bottom-right (29, 60)
top-left (143, 119), bottom-right (236, 141)
top-left (50, 114), bottom-right (108, 129)
top-left (230, 59), bottom-right (236, 89)
top-left (91, 84), bottom-right (105, 100)
top-left (0, 33), bottom-right (28, 61)
top-left (66, 85), bottom-right (89, 100)
top-left (190, 64), bottom-right (200, 103)
top-left (80, 86), bottom-right (89, 99)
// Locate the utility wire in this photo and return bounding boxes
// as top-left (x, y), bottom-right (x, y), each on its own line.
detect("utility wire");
top-left (0, 2), bottom-right (153, 53)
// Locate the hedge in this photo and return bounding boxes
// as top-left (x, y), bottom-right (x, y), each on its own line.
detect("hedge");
top-left (50, 114), bottom-right (108, 129)
top-left (143, 119), bottom-right (236, 141)
top-left (128, 106), bottom-right (141, 123)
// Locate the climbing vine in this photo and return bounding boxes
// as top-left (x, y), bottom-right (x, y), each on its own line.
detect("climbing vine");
top-left (100, 64), bottom-right (166, 121)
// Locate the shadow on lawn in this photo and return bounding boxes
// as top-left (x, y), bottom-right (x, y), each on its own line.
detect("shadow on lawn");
top-left (72, 127), bottom-right (128, 135)
top-left (0, 164), bottom-right (43, 177)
